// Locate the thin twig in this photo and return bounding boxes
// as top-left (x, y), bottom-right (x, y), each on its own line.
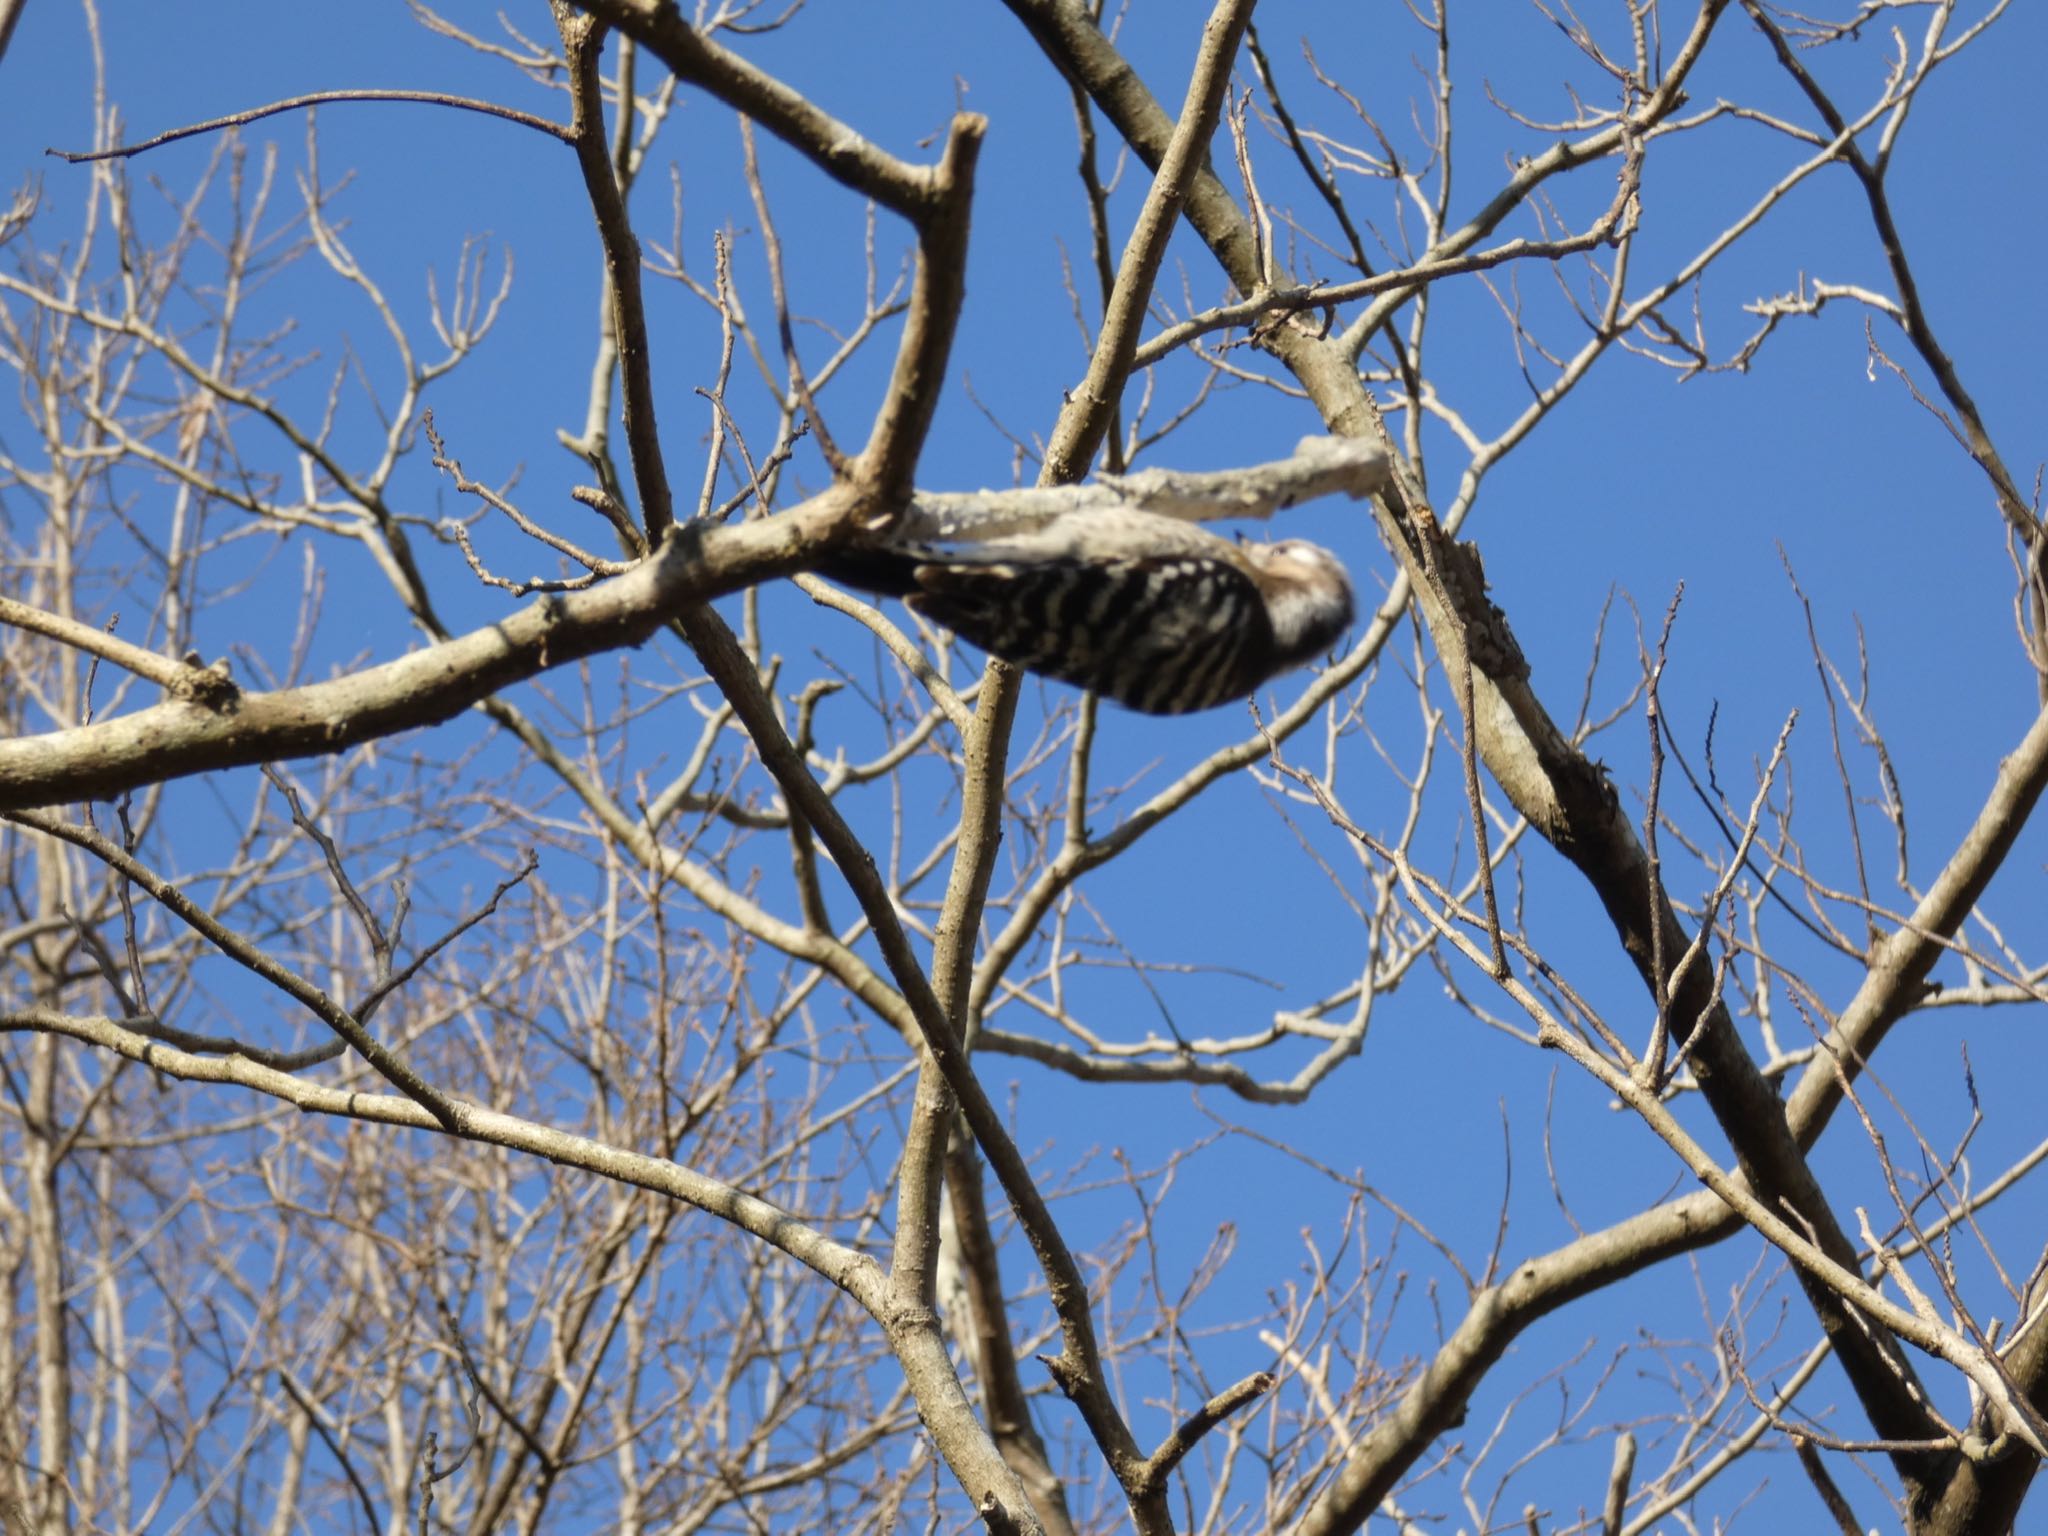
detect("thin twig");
top-left (49, 89), bottom-right (574, 161)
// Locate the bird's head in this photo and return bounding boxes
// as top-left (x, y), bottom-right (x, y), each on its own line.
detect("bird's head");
top-left (1245, 539), bottom-right (1356, 663)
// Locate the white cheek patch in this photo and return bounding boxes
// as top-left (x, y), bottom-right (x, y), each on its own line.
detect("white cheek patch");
top-left (1266, 583), bottom-right (1341, 652)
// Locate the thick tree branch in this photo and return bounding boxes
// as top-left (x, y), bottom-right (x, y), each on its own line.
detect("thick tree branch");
top-left (1785, 701), bottom-right (2048, 1142)
top-left (573, 0), bottom-right (957, 223)
top-left (1003, 3), bottom-right (1981, 1526)
top-left (1284, 694), bottom-right (2048, 1532)
top-left (894, 10), bottom-right (1257, 1527)
top-left (935, 13), bottom-right (1258, 1527)
top-left (526, 34), bottom-right (1038, 1518)
top-left (0, 490), bottom-right (858, 811)
top-left (1041, 0), bottom-right (1253, 484)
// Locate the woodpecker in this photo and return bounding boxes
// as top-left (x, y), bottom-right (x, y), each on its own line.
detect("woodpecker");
top-left (825, 508), bottom-right (1355, 714)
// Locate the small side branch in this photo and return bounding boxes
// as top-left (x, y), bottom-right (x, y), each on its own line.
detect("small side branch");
top-left (852, 112), bottom-right (987, 501)
top-left (0, 597), bottom-right (237, 709)
top-left (1600, 1430), bottom-right (1636, 1536)
top-left (1132, 1370), bottom-right (1275, 1495)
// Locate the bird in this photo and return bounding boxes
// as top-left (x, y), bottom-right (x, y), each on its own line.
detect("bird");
top-left (821, 507), bottom-right (1355, 714)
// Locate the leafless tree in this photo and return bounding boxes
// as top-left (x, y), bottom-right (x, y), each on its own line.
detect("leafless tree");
top-left (2, 2), bottom-right (2043, 1532)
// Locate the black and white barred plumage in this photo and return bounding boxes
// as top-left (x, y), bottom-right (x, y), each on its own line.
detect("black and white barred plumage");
top-left (828, 509), bottom-right (1355, 714)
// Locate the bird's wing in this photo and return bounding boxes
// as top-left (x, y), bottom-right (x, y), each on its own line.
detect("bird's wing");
top-left (817, 507), bottom-right (1237, 602)
top-left (907, 551), bottom-right (1270, 713)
